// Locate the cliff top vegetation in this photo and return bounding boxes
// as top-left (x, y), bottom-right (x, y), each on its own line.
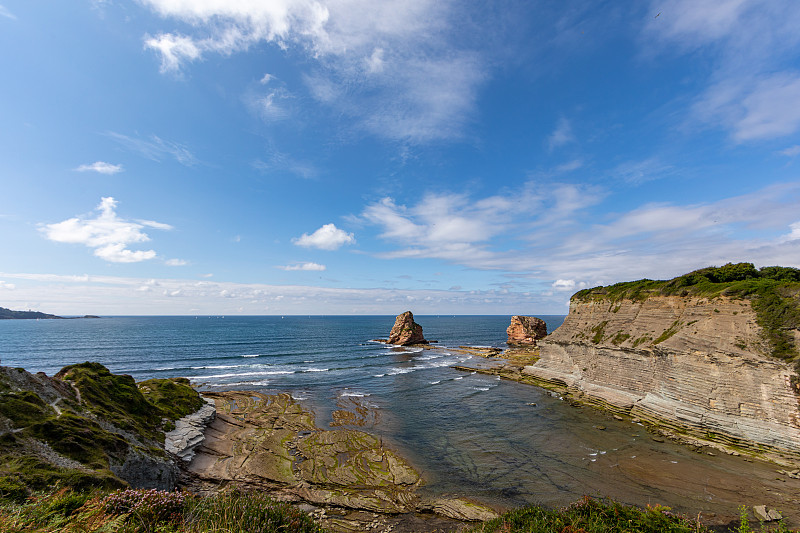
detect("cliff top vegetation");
top-left (573, 263), bottom-right (800, 364)
top-left (0, 363), bottom-right (204, 501)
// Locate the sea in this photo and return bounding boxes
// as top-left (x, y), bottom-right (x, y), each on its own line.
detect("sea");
top-left (1, 315), bottom-right (795, 522)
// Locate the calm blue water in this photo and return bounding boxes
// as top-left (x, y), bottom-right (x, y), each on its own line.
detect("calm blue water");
top-left (1, 315), bottom-right (792, 521)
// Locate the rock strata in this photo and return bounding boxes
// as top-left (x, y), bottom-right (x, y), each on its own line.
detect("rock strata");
top-left (165, 397), bottom-right (216, 462)
top-left (188, 391), bottom-right (421, 513)
top-left (506, 316), bottom-right (547, 346)
top-left (186, 391), bottom-right (497, 525)
top-left (523, 294), bottom-right (800, 463)
top-left (387, 311), bottom-right (428, 346)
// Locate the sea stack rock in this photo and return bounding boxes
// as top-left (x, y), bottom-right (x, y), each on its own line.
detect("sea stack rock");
top-left (388, 311), bottom-right (428, 346)
top-left (506, 315), bottom-right (548, 346)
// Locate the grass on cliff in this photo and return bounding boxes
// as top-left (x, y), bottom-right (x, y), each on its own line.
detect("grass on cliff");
top-left (55, 363), bottom-right (203, 442)
top-left (573, 263), bottom-right (800, 365)
top-left (0, 364), bottom-right (205, 500)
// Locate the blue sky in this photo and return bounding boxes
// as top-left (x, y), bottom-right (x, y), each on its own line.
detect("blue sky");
top-left (1, 0), bottom-right (800, 315)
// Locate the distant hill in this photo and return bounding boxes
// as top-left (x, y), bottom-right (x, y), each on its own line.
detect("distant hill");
top-left (0, 308), bottom-right (101, 320)
top-left (0, 307), bottom-right (63, 319)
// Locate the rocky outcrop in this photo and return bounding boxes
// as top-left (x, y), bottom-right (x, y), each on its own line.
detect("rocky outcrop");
top-left (0, 363), bottom-right (204, 494)
top-left (188, 391), bottom-right (498, 524)
top-left (165, 397), bottom-right (216, 462)
top-left (188, 391), bottom-right (421, 512)
top-left (387, 311), bottom-right (428, 346)
top-left (523, 294), bottom-right (800, 463)
top-left (506, 315), bottom-right (547, 346)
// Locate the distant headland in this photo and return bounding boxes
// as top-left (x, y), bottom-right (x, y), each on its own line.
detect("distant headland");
top-left (0, 306), bottom-right (100, 320)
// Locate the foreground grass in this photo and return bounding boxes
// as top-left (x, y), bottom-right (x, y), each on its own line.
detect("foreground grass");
top-left (2, 489), bottom-right (795, 533)
top-left (472, 497), bottom-right (796, 533)
top-left (0, 487), bottom-right (324, 533)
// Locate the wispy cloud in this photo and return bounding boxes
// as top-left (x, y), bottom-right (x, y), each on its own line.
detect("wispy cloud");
top-left (0, 280), bottom-right (15, 290)
top-left (780, 145), bottom-right (800, 157)
top-left (277, 262), bottom-right (327, 271)
top-left (107, 132), bottom-right (197, 166)
top-left (165, 258), bottom-right (188, 266)
top-left (253, 149), bottom-right (318, 179)
top-left (695, 73), bottom-right (800, 142)
top-left (40, 197), bottom-right (172, 263)
top-left (0, 272), bottom-right (565, 314)
top-left (554, 159), bottom-right (583, 173)
top-left (612, 158), bottom-right (673, 184)
top-left (0, 4), bottom-right (17, 20)
top-left (646, 0), bottom-right (800, 142)
top-left (359, 184), bottom-right (601, 266)
top-left (139, 0), bottom-right (488, 142)
top-left (358, 181), bottom-right (800, 287)
top-left (547, 118), bottom-right (574, 150)
top-left (293, 223), bottom-right (355, 250)
top-left (75, 161), bottom-right (123, 175)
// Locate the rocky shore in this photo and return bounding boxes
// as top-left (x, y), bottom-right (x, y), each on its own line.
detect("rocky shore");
top-left (181, 390), bottom-right (497, 532)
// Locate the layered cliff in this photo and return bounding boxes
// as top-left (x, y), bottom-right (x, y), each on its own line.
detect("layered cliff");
top-left (524, 264), bottom-right (800, 463)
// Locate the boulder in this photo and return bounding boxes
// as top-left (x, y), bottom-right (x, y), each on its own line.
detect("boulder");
top-left (506, 315), bottom-right (548, 346)
top-left (387, 311), bottom-right (428, 346)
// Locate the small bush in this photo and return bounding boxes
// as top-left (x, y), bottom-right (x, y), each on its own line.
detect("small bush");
top-left (101, 488), bottom-right (188, 529)
top-left (472, 497), bottom-right (709, 533)
top-left (184, 489), bottom-right (324, 533)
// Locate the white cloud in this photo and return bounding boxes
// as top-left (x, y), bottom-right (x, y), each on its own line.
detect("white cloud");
top-left (552, 279), bottom-right (574, 291)
top-left (555, 159), bottom-right (583, 173)
top-left (293, 223), bottom-right (355, 250)
top-left (357, 179), bottom-right (800, 287)
top-left (547, 118), bottom-right (574, 150)
top-left (0, 5), bottom-right (17, 20)
top-left (647, 0), bottom-right (800, 141)
top-left (780, 221), bottom-right (800, 243)
top-left (0, 271), bottom-right (570, 314)
top-left (733, 74), bottom-right (800, 141)
top-left (165, 258), bottom-right (188, 266)
top-left (696, 73), bottom-right (800, 142)
top-left (612, 158), bottom-right (673, 184)
top-left (75, 161), bottom-right (124, 174)
top-left (248, 87), bottom-right (293, 121)
top-left (278, 262), bottom-right (327, 271)
top-left (260, 73), bottom-right (274, 84)
top-left (138, 0), bottom-right (487, 142)
top-left (365, 47), bottom-right (384, 73)
top-left (107, 132), bottom-right (197, 166)
top-left (144, 33), bottom-right (201, 74)
top-left (0, 281), bottom-right (15, 290)
top-left (359, 184), bottom-right (601, 266)
top-left (780, 145), bottom-right (800, 157)
top-left (40, 197), bottom-right (172, 263)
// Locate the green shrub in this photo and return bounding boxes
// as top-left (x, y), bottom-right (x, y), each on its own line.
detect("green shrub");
top-left (137, 378), bottom-right (205, 422)
top-left (184, 490), bottom-right (324, 533)
top-left (471, 497), bottom-right (708, 533)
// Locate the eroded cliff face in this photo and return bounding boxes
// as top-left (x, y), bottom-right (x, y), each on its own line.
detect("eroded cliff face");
top-left (525, 295), bottom-right (800, 462)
